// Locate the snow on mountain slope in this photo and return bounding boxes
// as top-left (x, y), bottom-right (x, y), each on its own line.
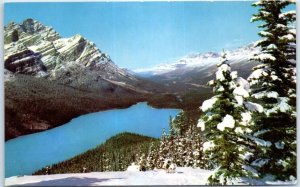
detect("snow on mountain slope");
top-left (4, 19), bottom-right (130, 79)
top-left (5, 167), bottom-right (296, 186)
top-left (5, 167), bottom-right (212, 186)
top-left (134, 45), bottom-right (259, 77)
top-left (133, 45), bottom-right (259, 93)
top-left (4, 19), bottom-right (157, 94)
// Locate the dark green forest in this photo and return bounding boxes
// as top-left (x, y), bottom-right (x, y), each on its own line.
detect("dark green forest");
top-left (33, 132), bottom-right (158, 175)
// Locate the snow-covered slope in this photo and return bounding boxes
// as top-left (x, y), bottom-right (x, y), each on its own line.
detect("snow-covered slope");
top-left (5, 167), bottom-right (296, 186)
top-left (5, 167), bottom-right (212, 186)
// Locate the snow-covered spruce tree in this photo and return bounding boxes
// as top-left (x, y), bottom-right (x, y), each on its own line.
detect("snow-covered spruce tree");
top-left (146, 142), bottom-right (157, 170)
top-left (141, 112), bottom-right (204, 171)
top-left (198, 52), bottom-right (256, 185)
top-left (156, 129), bottom-right (169, 169)
top-left (138, 153), bottom-right (147, 171)
top-left (170, 110), bottom-right (193, 135)
top-left (249, 0), bottom-right (296, 180)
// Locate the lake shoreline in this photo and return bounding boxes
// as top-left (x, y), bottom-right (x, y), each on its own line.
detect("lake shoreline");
top-left (5, 103), bottom-right (180, 177)
top-left (6, 100), bottom-right (181, 142)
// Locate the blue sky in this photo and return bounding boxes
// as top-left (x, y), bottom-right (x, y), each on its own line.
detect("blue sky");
top-left (5, 2), bottom-right (261, 70)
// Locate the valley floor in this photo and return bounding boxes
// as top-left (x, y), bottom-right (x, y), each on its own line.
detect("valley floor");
top-left (5, 167), bottom-right (297, 186)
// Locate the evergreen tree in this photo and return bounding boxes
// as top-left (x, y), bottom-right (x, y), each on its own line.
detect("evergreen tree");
top-left (198, 52), bottom-right (256, 185)
top-left (156, 129), bottom-right (169, 169)
top-left (191, 128), bottom-right (204, 168)
top-left (146, 142), bottom-right (157, 170)
top-left (248, 0), bottom-right (296, 180)
top-left (142, 115), bottom-right (204, 171)
top-left (138, 154), bottom-right (147, 171)
top-left (171, 111), bottom-right (193, 135)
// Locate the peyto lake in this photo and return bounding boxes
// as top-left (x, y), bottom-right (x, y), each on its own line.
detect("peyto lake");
top-left (6, 102), bottom-right (179, 177)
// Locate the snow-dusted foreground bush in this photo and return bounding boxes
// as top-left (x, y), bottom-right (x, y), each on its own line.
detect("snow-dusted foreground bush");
top-left (5, 167), bottom-right (296, 186)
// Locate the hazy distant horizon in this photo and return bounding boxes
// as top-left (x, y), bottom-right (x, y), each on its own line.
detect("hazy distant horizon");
top-left (5, 2), bottom-right (262, 69)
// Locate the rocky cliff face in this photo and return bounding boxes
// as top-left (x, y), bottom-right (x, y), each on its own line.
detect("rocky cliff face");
top-left (4, 49), bottom-right (46, 76)
top-left (4, 19), bottom-right (167, 140)
top-left (5, 19), bottom-right (155, 94)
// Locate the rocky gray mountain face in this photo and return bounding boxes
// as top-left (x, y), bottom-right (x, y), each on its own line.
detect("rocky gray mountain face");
top-left (4, 19), bottom-right (148, 93)
top-left (4, 19), bottom-right (173, 140)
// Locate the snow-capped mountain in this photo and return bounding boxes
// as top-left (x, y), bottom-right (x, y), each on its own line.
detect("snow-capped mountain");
top-left (134, 45), bottom-right (259, 92)
top-left (4, 19), bottom-right (167, 140)
top-left (4, 19), bottom-right (152, 94)
top-left (135, 45), bottom-right (258, 76)
top-left (134, 52), bottom-right (220, 76)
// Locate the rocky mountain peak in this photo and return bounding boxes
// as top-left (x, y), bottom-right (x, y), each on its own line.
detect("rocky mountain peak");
top-left (4, 18), bottom-right (139, 88)
top-left (4, 21), bottom-right (19, 31)
top-left (20, 18), bottom-right (47, 34)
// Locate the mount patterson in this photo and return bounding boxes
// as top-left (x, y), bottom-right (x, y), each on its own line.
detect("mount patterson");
top-left (4, 19), bottom-right (172, 140)
top-left (4, 19), bottom-right (258, 140)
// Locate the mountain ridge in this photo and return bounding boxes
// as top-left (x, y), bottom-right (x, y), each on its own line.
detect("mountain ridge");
top-left (4, 18), bottom-right (177, 140)
top-left (133, 44), bottom-right (259, 95)
top-left (134, 44), bottom-right (258, 77)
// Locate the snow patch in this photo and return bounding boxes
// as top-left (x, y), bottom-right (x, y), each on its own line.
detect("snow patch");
top-left (252, 158), bottom-right (269, 167)
top-left (279, 34), bottom-right (295, 41)
top-left (216, 69), bottom-right (225, 81)
top-left (197, 119), bottom-right (205, 131)
top-left (252, 137), bottom-right (272, 147)
top-left (219, 64), bottom-right (230, 72)
top-left (217, 114), bottom-right (235, 131)
top-left (245, 102), bottom-right (264, 113)
top-left (207, 80), bottom-right (214, 86)
top-left (266, 44), bottom-right (277, 50)
top-left (259, 31), bottom-right (272, 37)
top-left (279, 10), bottom-right (296, 19)
top-left (241, 112), bottom-right (252, 126)
top-left (241, 152), bottom-right (254, 161)
top-left (276, 24), bottom-right (287, 29)
top-left (265, 97), bottom-right (291, 115)
top-left (289, 29), bottom-right (296, 35)
top-left (236, 77), bottom-right (250, 91)
top-left (201, 97), bottom-right (218, 112)
top-left (235, 95), bottom-right (244, 106)
top-left (127, 163), bottom-right (139, 172)
top-left (233, 86), bottom-right (249, 98)
top-left (230, 71), bottom-right (238, 79)
top-left (235, 127), bottom-right (244, 134)
top-left (248, 68), bottom-right (268, 80)
top-left (252, 91), bottom-right (279, 99)
top-left (275, 141), bottom-right (285, 150)
top-left (217, 86), bottom-right (224, 92)
top-left (252, 54), bottom-right (276, 61)
top-left (253, 129), bottom-right (270, 137)
top-left (203, 141), bottom-right (215, 152)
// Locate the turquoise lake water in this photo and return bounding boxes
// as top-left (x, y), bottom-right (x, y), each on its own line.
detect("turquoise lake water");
top-left (5, 102), bottom-right (179, 177)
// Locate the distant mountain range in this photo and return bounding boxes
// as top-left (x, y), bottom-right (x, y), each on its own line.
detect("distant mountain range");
top-left (4, 18), bottom-right (260, 140)
top-left (134, 44), bottom-right (259, 93)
